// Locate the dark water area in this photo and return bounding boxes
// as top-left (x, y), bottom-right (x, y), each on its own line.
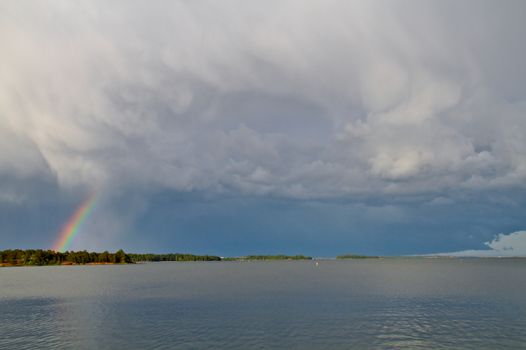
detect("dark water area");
top-left (1, 259), bottom-right (526, 349)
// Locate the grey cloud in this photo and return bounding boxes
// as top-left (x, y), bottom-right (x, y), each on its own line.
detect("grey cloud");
top-left (1, 0), bottom-right (526, 200)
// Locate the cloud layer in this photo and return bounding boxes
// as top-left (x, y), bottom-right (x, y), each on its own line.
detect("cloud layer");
top-left (1, 1), bottom-right (526, 253)
top-left (2, 0), bottom-right (526, 203)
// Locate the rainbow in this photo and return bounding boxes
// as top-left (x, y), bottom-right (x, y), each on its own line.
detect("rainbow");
top-left (52, 192), bottom-right (98, 252)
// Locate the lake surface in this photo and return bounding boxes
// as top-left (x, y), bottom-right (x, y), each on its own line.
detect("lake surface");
top-left (1, 259), bottom-right (526, 349)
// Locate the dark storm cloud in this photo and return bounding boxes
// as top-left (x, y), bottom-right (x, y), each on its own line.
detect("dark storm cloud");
top-left (1, 0), bottom-right (526, 252)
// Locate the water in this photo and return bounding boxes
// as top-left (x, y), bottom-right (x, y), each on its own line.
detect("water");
top-left (1, 259), bottom-right (526, 349)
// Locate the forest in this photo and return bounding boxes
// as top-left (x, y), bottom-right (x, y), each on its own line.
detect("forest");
top-left (128, 253), bottom-right (221, 262)
top-left (0, 250), bottom-right (225, 266)
top-left (0, 249), bottom-right (132, 266)
top-left (1, 250), bottom-right (315, 266)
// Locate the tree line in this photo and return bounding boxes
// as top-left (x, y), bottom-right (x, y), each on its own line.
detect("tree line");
top-left (128, 253), bottom-right (221, 262)
top-left (223, 255), bottom-right (312, 261)
top-left (0, 250), bottom-right (221, 266)
top-left (0, 249), bottom-right (132, 266)
top-left (1, 250), bottom-right (315, 266)
top-left (336, 254), bottom-right (379, 259)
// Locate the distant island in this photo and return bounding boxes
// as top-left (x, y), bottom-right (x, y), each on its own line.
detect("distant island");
top-left (0, 250), bottom-right (314, 266)
top-left (336, 254), bottom-right (379, 259)
top-left (128, 253), bottom-right (221, 262)
top-left (0, 250), bottom-right (316, 266)
top-left (223, 255), bottom-right (312, 261)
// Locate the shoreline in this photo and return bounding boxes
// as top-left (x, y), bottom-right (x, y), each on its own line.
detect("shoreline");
top-left (3, 256), bottom-right (526, 268)
top-left (0, 262), bottom-right (132, 268)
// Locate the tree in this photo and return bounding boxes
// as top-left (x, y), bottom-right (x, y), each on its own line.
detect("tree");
top-left (115, 249), bottom-right (131, 263)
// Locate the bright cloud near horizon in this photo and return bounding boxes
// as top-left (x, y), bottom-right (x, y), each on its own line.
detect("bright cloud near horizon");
top-left (1, 0), bottom-right (526, 256)
top-left (437, 231), bottom-right (526, 257)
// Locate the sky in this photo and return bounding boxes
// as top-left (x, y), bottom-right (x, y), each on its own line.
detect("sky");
top-left (1, 0), bottom-right (526, 256)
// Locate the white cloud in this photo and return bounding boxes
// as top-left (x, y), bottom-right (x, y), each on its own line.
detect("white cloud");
top-left (1, 1), bottom-right (526, 200)
top-left (434, 231), bottom-right (526, 257)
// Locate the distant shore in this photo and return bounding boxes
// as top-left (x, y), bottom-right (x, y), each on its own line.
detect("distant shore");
top-left (0, 261), bottom-right (125, 267)
top-left (2, 251), bottom-right (525, 267)
top-left (223, 255), bottom-right (312, 261)
top-left (0, 249), bottom-right (133, 267)
top-left (1, 250), bottom-right (317, 267)
top-left (336, 254), bottom-right (380, 259)
top-left (8, 249), bottom-right (519, 268)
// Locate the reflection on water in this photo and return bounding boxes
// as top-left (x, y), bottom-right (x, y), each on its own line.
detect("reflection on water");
top-left (1, 259), bottom-right (526, 349)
